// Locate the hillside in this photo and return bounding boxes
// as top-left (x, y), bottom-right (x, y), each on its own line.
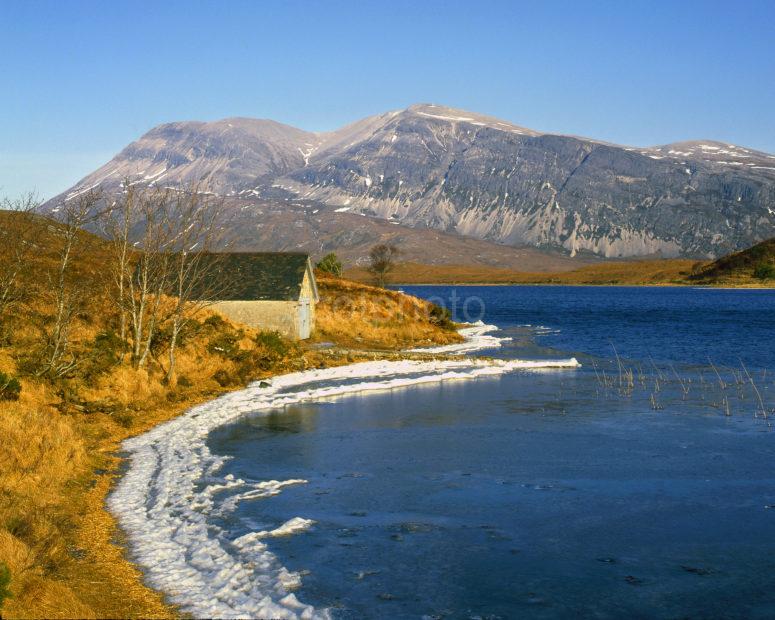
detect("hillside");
top-left (222, 196), bottom-right (592, 272)
top-left (0, 209), bottom-right (459, 618)
top-left (689, 237), bottom-right (775, 285)
top-left (44, 103), bottom-right (775, 262)
top-left (315, 274), bottom-right (460, 349)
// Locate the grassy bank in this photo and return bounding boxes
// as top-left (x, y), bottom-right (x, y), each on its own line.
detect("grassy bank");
top-left (0, 210), bottom-right (459, 618)
top-left (0, 327), bottom-right (445, 618)
top-left (688, 238), bottom-right (775, 287)
top-left (314, 274), bottom-right (462, 348)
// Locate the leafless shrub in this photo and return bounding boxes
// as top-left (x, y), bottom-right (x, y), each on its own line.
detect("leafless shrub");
top-left (98, 181), bottom-right (136, 346)
top-left (123, 187), bottom-right (174, 369)
top-left (36, 191), bottom-right (104, 377)
top-left (98, 184), bottom-right (233, 378)
top-left (0, 194), bottom-right (39, 324)
top-left (163, 187), bottom-right (231, 383)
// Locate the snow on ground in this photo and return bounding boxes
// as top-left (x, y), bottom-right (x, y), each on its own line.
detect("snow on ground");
top-left (407, 321), bottom-right (515, 355)
top-left (143, 167), bottom-right (167, 181)
top-left (109, 325), bottom-right (579, 619)
top-left (416, 111), bottom-right (475, 122)
top-left (64, 167), bottom-right (119, 201)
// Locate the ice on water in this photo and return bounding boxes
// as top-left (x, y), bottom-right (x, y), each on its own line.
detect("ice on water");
top-left (109, 325), bottom-right (578, 618)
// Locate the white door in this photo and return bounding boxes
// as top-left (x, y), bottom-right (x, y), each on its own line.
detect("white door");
top-left (299, 298), bottom-right (311, 339)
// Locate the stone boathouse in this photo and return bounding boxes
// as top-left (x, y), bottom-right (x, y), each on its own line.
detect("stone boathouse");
top-left (209, 252), bottom-right (319, 340)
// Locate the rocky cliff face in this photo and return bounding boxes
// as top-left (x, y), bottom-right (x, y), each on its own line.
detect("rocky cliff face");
top-left (46, 104), bottom-right (775, 259)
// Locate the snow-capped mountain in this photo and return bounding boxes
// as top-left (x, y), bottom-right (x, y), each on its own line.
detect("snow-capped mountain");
top-left (46, 104), bottom-right (775, 259)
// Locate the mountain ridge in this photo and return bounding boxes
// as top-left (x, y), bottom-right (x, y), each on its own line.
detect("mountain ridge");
top-left (44, 103), bottom-right (775, 260)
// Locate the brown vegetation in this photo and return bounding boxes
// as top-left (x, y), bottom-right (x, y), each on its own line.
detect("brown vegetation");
top-left (345, 239), bottom-right (775, 288)
top-left (0, 312), bottom-right (366, 618)
top-left (689, 238), bottom-right (775, 286)
top-left (315, 273), bottom-right (461, 350)
top-left (345, 258), bottom-right (703, 285)
top-left (0, 205), bottom-right (459, 618)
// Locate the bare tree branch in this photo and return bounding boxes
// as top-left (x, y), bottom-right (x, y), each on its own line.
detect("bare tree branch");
top-left (36, 190), bottom-right (104, 377)
top-left (96, 181), bottom-right (136, 349)
top-left (162, 185), bottom-right (232, 383)
top-left (0, 194), bottom-right (39, 325)
top-left (125, 187), bottom-right (173, 369)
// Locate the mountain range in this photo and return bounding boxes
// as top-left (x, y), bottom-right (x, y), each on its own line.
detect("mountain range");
top-left (44, 103), bottom-right (775, 265)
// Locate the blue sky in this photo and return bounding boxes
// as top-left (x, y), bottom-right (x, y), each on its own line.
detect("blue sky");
top-left (1, 0), bottom-right (773, 199)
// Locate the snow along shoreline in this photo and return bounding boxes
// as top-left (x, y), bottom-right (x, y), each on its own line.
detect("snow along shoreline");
top-left (407, 320), bottom-right (513, 354)
top-left (108, 322), bottom-right (579, 619)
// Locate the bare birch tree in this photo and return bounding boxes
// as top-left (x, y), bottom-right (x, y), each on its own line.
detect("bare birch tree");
top-left (125, 188), bottom-right (173, 369)
top-left (38, 190), bottom-right (102, 377)
top-left (163, 187), bottom-right (230, 384)
top-left (368, 243), bottom-right (400, 288)
top-left (0, 194), bottom-right (39, 325)
top-left (100, 183), bottom-right (230, 377)
top-left (98, 181), bottom-right (136, 347)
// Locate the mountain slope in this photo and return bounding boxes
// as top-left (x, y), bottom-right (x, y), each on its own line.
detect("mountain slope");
top-left (221, 197), bottom-right (589, 272)
top-left (44, 104), bottom-right (775, 260)
top-left (281, 104), bottom-right (775, 258)
top-left (62, 117), bottom-right (320, 198)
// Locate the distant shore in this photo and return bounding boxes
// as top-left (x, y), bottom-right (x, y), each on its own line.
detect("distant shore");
top-left (344, 258), bottom-right (775, 289)
top-left (388, 282), bottom-right (775, 289)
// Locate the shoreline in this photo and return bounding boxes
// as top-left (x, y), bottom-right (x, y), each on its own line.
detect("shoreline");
top-left (0, 274), bottom-right (463, 618)
top-left (68, 350), bottom-right (422, 619)
top-left (108, 324), bottom-right (579, 618)
top-left (389, 281), bottom-right (775, 289)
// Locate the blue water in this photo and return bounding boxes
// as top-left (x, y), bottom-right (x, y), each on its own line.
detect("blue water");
top-left (405, 285), bottom-right (775, 370)
top-left (207, 286), bottom-right (775, 618)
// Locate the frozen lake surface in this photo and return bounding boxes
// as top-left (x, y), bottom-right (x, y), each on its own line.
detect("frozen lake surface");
top-left (204, 286), bottom-right (775, 618)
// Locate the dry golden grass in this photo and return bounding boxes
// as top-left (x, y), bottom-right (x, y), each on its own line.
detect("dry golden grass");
top-left (0, 305), bottom-right (418, 619)
top-left (527, 258), bottom-right (703, 285)
top-left (0, 209), bottom-right (461, 618)
top-left (345, 258), bottom-right (706, 286)
top-left (345, 262), bottom-right (535, 284)
top-left (315, 274), bottom-right (462, 349)
top-left (0, 318), bottom-right (226, 618)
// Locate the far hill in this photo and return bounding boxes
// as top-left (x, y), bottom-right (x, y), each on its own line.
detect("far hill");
top-left (345, 258), bottom-right (702, 286)
top-left (689, 237), bottom-right (775, 285)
